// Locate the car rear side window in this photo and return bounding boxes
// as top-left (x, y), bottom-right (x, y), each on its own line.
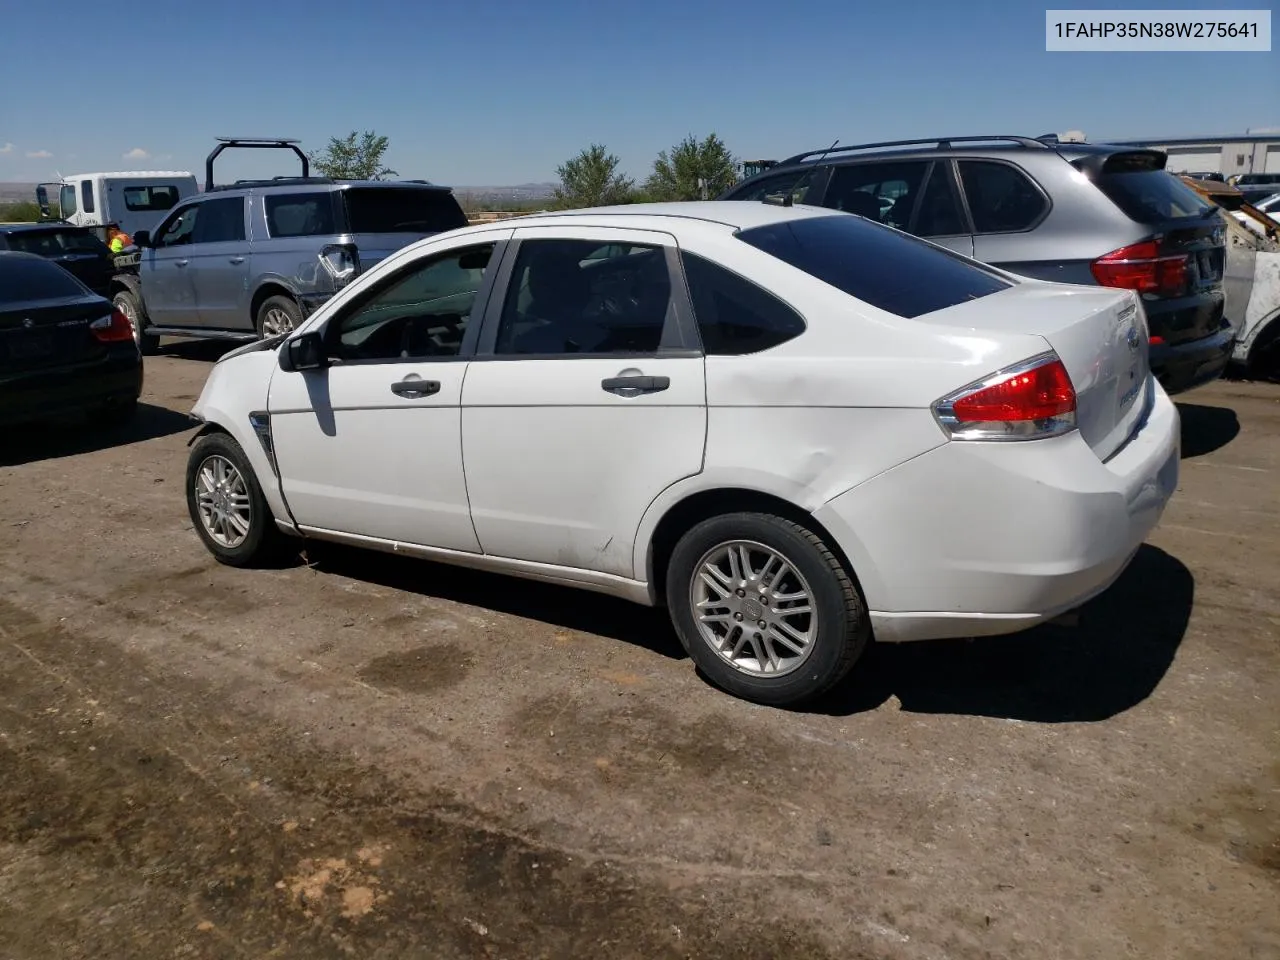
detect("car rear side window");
top-left (822, 161), bottom-right (930, 230)
top-left (681, 251), bottom-right (805, 355)
top-left (1092, 169), bottom-right (1214, 222)
top-left (343, 188), bottom-right (469, 234)
top-left (265, 192), bottom-right (338, 238)
top-left (495, 239), bottom-right (672, 356)
top-left (0, 255), bottom-right (89, 303)
top-left (957, 161), bottom-right (1048, 233)
top-left (737, 215), bottom-right (1011, 319)
top-left (3, 229), bottom-right (107, 256)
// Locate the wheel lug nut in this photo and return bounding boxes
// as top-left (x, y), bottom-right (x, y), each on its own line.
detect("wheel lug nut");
top-left (733, 612), bottom-right (743, 621)
top-left (736, 589), bottom-right (746, 597)
top-left (758, 619), bottom-right (767, 628)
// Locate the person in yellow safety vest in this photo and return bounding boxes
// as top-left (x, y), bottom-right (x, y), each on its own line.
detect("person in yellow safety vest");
top-left (106, 225), bottom-right (134, 254)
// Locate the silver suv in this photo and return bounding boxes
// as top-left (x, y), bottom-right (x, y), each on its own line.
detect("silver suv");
top-left (114, 138), bottom-right (469, 354)
top-left (721, 135), bottom-right (1231, 394)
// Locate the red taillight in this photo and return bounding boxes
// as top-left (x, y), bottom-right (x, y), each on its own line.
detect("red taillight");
top-left (1091, 240), bottom-right (1188, 296)
top-left (934, 354), bottom-right (1077, 441)
top-left (90, 307), bottom-right (134, 344)
top-left (1149, 335), bottom-right (1166, 346)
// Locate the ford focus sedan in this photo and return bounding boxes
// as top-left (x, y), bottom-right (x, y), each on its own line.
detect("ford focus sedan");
top-left (185, 201), bottom-right (1180, 706)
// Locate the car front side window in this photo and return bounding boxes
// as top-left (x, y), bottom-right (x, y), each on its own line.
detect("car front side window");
top-left (155, 205), bottom-right (200, 247)
top-left (332, 242), bottom-right (497, 362)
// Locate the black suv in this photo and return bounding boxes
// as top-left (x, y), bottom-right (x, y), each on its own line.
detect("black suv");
top-left (721, 135), bottom-right (1231, 394)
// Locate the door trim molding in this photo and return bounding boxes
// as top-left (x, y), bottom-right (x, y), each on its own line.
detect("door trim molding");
top-left (293, 524), bottom-right (655, 606)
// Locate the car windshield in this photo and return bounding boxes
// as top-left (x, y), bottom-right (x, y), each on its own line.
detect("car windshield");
top-left (4, 229), bottom-right (108, 256)
top-left (0, 255), bottom-right (91, 303)
top-left (1094, 170), bottom-right (1215, 223)
top-left (342, 188), bottom-right (469, 234)
top-left (735, 214), bottom-right (1012, 318)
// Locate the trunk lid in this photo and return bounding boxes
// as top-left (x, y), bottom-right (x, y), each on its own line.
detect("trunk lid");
top-left (924, 283), bottom-right (1152, 461)
top-left (0, 295), bottom-right (111, 372)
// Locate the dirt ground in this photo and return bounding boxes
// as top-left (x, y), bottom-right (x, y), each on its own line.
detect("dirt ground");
top-left (0, 345), bottom-right (1276, 960)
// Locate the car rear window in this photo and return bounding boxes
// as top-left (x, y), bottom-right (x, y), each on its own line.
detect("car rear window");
top-left (0, 254), bottom-right (91, 303)
top-left (265, 192), bottom-right (339, 238)
top-left (343, 187), bottom-right (468, 234)
top-left (3, 229), bottom-right (108, 256)
top-left (1094, 170), bottom-right (1215, 223)
top-left (735, 215), bottom-right (1011, 319)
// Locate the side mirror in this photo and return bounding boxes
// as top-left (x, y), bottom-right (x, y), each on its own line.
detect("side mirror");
top-left (133, 229), bottom-right (152, 248)
top-left (35, 185), bottom-right (50, 219)
top-left (278, 331), bottom-right (329, 372)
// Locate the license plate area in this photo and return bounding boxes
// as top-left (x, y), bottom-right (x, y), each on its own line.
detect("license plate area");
top-left (8, 331), bottom-right (54, 360)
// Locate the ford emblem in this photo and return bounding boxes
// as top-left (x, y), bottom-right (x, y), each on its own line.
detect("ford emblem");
top-left (1125, 326), bottom-right (1141, 351)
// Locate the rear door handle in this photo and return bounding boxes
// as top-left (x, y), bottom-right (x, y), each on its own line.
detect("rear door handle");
top-left (390, 378), bottom-right (441, 398)
top-left (601, 375), bottom-right (670, 395)
top-left (229, 256), bottom-right (245, 265)
top-left (175, 259), bottom-right (189, 267)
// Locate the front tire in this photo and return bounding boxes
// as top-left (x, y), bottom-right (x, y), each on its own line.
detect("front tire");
top-left (665, 512), bottom-right (870, 707)
top-left (256, 295), bottom-right (302, 340)
top-left (113, 288), bottom-right (158, 356)
top-left (186, 432), bottom-right (287, 567)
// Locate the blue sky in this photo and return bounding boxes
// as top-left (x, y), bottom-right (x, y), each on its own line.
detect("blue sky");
top-left (0, 0), bottom-right (1275, 186)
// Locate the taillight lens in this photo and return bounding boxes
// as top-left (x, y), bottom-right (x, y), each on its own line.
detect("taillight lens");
top-left (90, 307), bottom-right (135, 343)
top-left (1091, 240), bottom-right (1188, 297)
top-left (934, 354), bottom-right (1077, 441)
top-left (319, 244), bottom-right (360, 286)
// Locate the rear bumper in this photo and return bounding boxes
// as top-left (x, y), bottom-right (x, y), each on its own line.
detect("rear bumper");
top-left (1149, 326), bottom-right (1233, 395)
top-left (0, 351), bottom-right (142, 427)
top-left (813, 381), bottom-right (1181, 642)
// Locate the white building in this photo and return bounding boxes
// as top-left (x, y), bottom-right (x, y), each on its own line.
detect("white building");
top-left (1105, 130), bottom-right (1280, 178)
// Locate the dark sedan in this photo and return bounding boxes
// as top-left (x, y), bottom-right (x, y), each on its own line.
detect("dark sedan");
top-left (0, 222), bottom-right (116, 297)
top-left (1, 251), bottom-right (142, 429)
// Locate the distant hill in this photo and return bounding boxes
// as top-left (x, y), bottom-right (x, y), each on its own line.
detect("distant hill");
top-left (0, 182), bottom-right (39, 204)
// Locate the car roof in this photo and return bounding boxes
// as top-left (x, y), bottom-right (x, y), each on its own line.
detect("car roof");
top-left (764, 138), bottom-right (1149, 173)
top-left (0, 222), bottom-right (93, 233)
top-left (203, 179), bottom-right (457, 197)
top-left (497, 200), bottom-right (836, 233)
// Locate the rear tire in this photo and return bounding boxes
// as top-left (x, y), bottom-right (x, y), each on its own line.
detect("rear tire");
top-left (186, 432), bottom-right (289, 568)
top-left (665, 512), bottom-right (870, 707)
top-left (256, 296), bottom-right (303, 340)
top-left (113, 288), bottom-right (158, 356)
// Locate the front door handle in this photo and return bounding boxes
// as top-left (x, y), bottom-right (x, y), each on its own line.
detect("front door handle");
top-left (601, 375), bottom-right (670, 396)
top-left (229, 256), bottom-right (245, 265)
top-left (175, 259), bottom-right (189, 267)
top-left (390, 378), bottom-right (441, 398)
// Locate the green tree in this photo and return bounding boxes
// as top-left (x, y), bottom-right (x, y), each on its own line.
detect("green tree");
top-left (553, 144), bottom-right (635, 209)
top-left (644, 133), bottom-right (739, 201)
top-left (310, 130), bottom-right (397, 180)
top-left (0, 200), bottom-right (43, 222)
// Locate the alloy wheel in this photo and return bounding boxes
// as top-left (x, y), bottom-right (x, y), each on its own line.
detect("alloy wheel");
top-left (689, 539), bottom-right (817, 677)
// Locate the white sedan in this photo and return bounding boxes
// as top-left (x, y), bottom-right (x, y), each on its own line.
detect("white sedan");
top-left (186, 201), bottom-right (1180, 706)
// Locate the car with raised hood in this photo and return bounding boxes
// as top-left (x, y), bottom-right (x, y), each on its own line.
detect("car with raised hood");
top-left (721, 135), bottom-right (1233, 395)
top-left (184, 201), bottom-right (1180, 707)
top-left (1, 251), bottom-right (141, 429)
